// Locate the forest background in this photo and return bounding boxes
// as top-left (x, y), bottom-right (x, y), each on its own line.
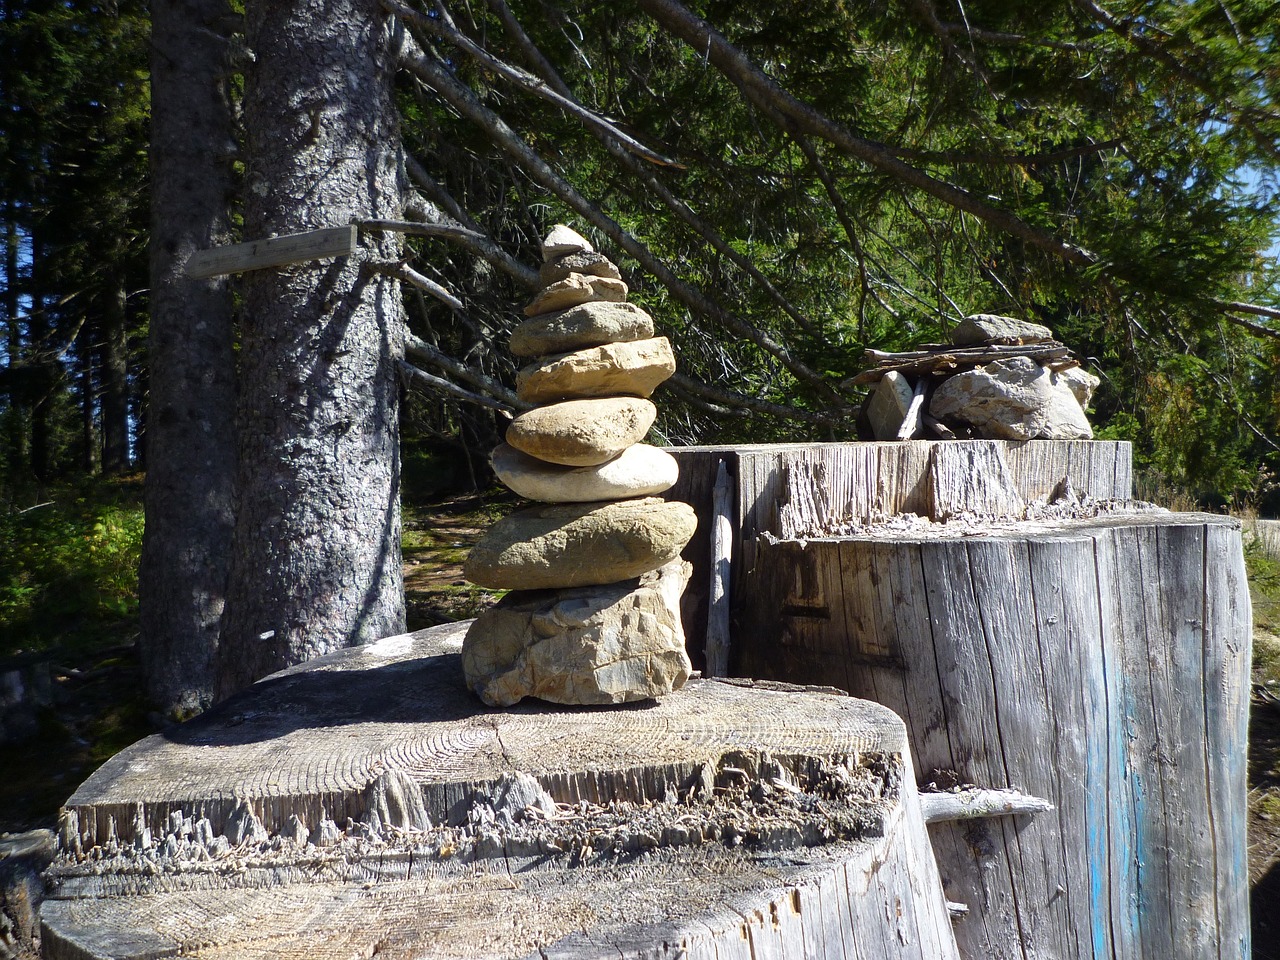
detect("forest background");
top-left (2, 0), bottom-right (1280, 947)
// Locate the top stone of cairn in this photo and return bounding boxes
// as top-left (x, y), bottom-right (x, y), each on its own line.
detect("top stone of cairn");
top-left (541, 224), bottom-right (593, 262)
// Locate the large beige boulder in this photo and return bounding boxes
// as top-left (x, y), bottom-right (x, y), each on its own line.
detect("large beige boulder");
top-left (540, 250), bottom-right (622, 287)
top-left (491, 442), bottom-right (679, 503)
top-left (509, 301), bottom-right (655, 358)
top-left (523, 274), bottom-right (628, 317)
top-left (516, 337), bottom-right (676, 404)
top-left (1053, 364), bottom-right (1100, 408)
top-left (506, 396), bottom-right (656, 466)
top-left (930, 356), bottom-right (1092, 440)
top-left (462, 559), bottom-right (693, 707)
top-left (463, 497), bottom-right (698, 590)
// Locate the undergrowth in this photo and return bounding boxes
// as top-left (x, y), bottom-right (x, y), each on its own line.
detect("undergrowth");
top-left (0, 476), bottom-right (145, 658)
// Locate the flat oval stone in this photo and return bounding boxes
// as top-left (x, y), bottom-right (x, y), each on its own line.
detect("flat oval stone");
top-left (539, 251), bottom-right (622, 287)
top-left (516, 337), bottom-right (676, 404)
top-left (463, 498), bottom-right (698, 590)
top-left (524, 274), bottom-right (628, 317)
top-left (506, 397), bottom-right (656, 466)
top-left (491, 442), bottom-right (679, 503)
top-left (509, 301), bottom-right (655, 358)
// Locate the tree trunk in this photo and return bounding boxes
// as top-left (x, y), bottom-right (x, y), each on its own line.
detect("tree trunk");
top-left (100, 275), bottom-right (130, 474)
top-left (215, 0), bottom-right (406, 699)
top-left (138, 0), bottom-right (240, 715)
top-left (77, 336), bottom-right (97, 474)
top-left (45, 622), bottom-right (960, 960)
top-left (4, 208), bottom-right (28, 481)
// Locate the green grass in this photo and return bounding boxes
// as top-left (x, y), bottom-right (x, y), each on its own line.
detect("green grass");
top-left (1, 476), bottom-right (145, 659)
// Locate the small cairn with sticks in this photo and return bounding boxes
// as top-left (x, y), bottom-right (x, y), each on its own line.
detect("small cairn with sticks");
top-left (851, 314), bottom-right (1100, 441)
top-left (461, 225), bottom-right (697, 707)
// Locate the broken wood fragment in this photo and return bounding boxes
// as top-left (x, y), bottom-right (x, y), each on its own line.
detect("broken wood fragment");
top-left (917, 787), bottom-right (1054, 823)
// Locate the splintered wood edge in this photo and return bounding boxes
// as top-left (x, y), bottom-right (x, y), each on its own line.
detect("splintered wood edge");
top-left (59, 621), bottom-right (907, 848)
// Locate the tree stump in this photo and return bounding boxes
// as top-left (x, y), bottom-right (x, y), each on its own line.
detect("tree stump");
top-left (41, 623), bottom-right (960, 959)
top-left (666, 440), bottom-right (1252, 960)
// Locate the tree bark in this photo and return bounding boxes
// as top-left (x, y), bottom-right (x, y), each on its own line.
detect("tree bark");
top-left (216, 0), bottom-right (406, 699)
top-left (100, 274), bottom-right (130, 474)
top-left (138, 0), bottom-right (239, 715)
top-left (77, 334), bottom-right (97, 474)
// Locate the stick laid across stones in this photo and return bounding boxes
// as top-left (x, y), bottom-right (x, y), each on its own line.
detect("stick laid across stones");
top-left (462, 225), bottom-right (697, 708)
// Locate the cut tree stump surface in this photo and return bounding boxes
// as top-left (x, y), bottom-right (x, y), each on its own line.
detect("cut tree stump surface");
top-left (43, 622), bottom-right (961, 960)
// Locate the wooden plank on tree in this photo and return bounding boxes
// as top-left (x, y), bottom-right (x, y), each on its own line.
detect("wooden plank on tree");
top-left (184, 225), bottom-right (358, 279)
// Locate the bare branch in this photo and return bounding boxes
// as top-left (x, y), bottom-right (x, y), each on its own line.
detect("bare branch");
top-left (387, 0), bottom-right (682, 168)
top-left (397, 35), bottom-right (838, 398)
top-left (370, 260), bottom-right (466, 312)
top-left (484, 0), bottom-right (574, 97)
top-left (404, 155), bottom-right (540, 289)
top-left (464, 0), bottom-right (821, 338)
top-left (664, 371), bottom-right (851, 426)
top-left (360, 219), bottom-right (485, 242)
top-left (399, 359), bottom-right (516, 414)
top-left (406, 333), bottom-right (530, 410)
top-left (632, 0), bottom-right (1098, 267)
top-left (1215, 298), bottom-right (1280, 324)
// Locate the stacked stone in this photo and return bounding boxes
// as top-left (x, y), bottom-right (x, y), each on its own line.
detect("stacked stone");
top-left (461, 226), bottom-right (698, 708)
top-left (863, 314), bottom-right (1101, 442)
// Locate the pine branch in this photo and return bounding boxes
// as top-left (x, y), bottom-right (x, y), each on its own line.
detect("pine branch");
top-left (405, 333), bottom-right (530, 410)
top-left (398, 359), bottom-right (516, 414)
top-left (1072, 0), bottom-right (1280, 160)
top-left (387, 0), bottom-right (682, 168)
top-left (632, 0), bottom-right (1099, 268)
top-left (396, 35), bottom-right (838, 398)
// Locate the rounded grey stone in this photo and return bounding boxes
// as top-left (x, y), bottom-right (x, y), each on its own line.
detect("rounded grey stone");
top-left (509, 301), bottom-right (655, 358)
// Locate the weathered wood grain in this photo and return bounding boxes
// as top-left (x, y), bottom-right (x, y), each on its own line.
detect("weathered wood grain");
top-left (728, 512), bottom-right (1251, 960)
top-left (43, 622), bottom-right (961, 960)
top-left (183, 225), bottom-right (358, 279)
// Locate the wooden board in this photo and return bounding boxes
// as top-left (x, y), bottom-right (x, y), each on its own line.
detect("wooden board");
top-left (184, 225), bottom-right (358, 279)
top-left (730, 512), bottom-right (1251, 960)
top-left (43, 623), bottom-right (961, 960)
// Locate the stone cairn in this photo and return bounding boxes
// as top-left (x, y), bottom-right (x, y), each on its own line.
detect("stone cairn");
top-left (852, 314), bottom-right (1101, 442)
top-left (461, 225), bottom-right (697, 708)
